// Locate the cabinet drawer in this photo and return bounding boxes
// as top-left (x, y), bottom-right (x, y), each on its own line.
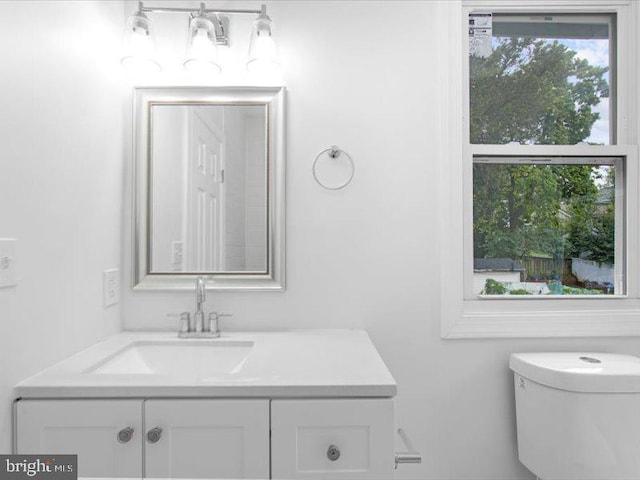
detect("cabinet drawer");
top-left (271, 399), bottom-right (394, 479)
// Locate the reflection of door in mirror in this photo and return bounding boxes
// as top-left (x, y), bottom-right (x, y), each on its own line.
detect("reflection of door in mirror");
top-left (150, 104), bottom-right (268, 274)
top-left (188, 108), bottom-right (224, 272)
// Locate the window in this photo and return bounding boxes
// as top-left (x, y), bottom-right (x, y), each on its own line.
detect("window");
top-left (439, 1), bottom-right (640, 338)
top-left (470, 13), bottom-right (614, 146)
top-left (473, 156), bottom-right (623, 296)
top-left (468, 12), bottom-right (624, 298)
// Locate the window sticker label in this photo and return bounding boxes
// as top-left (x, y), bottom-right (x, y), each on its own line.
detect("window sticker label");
top-left (469, 13), bottom-right (492, 58)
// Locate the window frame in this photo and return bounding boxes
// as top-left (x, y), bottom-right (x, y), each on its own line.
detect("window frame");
top-left (439, 0), bottom-right (640, 338)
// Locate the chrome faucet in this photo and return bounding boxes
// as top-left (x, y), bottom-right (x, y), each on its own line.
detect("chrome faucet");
top-left (175, 277), bottom-right (232, 338)
top-left (194, 276), bottom-right (206, 333)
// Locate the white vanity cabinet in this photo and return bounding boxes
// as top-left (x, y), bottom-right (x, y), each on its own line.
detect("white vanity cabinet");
top-left (16, 399), bottom-right (270, 479)
top-left (16, 398), bottom-right (395, 480)
top-left (14, 332), bottom-right (405, 479)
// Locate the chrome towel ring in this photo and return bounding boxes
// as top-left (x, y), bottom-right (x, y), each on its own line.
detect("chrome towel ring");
top-left (312, 145), bottom-right (355, 190)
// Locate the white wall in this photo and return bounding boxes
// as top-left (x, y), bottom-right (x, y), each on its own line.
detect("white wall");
top-left (572, 258), bottom-right (615, 286)
top-left (473, 272), bottom-right (521, 295)
top-left (0, 1), bottom-right (125, 453)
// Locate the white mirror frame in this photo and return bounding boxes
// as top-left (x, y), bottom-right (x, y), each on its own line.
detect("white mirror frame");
top-left (132, 86), bottom-right (285, 291)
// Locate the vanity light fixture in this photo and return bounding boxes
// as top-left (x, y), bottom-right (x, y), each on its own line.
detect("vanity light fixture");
top-left (121, 2), bottom-right (280, 78)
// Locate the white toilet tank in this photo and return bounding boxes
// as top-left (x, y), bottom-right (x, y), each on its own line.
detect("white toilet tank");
top-left (510, 352), bottom-right (640, 480)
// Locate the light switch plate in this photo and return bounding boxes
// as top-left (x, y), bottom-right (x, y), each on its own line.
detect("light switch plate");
top-left (0, 238), bottom-right (17, 288)
top-left (103, 269), bottom-right (120, 307)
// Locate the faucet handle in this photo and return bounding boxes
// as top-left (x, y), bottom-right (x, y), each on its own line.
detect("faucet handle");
top-left (168, 312), bottom-right (191, 334)
top-left (207, 312), bottom-right (232, 336)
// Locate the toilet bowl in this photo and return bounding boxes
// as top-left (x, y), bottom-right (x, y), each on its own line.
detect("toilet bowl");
top-left (510, 352), bottom-right (640, 480)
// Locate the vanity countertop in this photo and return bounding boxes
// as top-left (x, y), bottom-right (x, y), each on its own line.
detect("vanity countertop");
top-left (15, 330), bottom-right (397, 399)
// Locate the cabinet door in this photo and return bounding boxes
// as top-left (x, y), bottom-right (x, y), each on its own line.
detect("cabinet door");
top-left (16, 399), bottom-right (142, 478)
top-left (144, 399), bottom-right (269, 479)
top-left (271, 399), bottom-right (395, 480)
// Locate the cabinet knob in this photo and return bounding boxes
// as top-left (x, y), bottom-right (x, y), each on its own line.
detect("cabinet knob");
top-left (117, 427), bottom-right (134, 443)
top-left (327, 444), bottom-right (341, 461)
top-left (146, 427), bottom-right (163, 444)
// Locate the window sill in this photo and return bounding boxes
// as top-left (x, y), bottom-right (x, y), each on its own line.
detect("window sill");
top-left (442, 301), bottom-right (640, 338)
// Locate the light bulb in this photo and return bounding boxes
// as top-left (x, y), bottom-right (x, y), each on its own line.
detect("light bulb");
top-left (252, 31), bottom-right (277, 63)
top-left (121, 11), bottom-right (161, 74)
top-left (247, 7), bottom-right (282, 81)
top-left (184, 14), bottom-right (221, 76)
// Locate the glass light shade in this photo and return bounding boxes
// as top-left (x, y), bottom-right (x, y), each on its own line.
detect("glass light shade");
top-left (184, 14), bottom-right (221, 75)
top-left (246, 12), bottom-right (281, 78)
top-left (121, 11), bottom-right (161, 74)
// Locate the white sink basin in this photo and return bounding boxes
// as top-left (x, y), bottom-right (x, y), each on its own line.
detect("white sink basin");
top-left (86, 340), bottom-right (254, 376)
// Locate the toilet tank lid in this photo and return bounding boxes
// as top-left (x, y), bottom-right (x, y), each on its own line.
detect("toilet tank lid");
top-left (509, 352), bottom-right (640, 393)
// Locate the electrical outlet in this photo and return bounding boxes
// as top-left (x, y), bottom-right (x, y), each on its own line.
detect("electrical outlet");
top-left (0, 238), bottom-right (17, 288)
top-left (171, 241), bottom-right (184, 271)
top-left (103, 269), bottom-right (120, 307)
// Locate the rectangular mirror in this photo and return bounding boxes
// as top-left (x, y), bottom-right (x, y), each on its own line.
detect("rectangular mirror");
top-left (132, 87), bottom-right (285, 291)
top-left (150, 104), bottom-right (268, 273)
